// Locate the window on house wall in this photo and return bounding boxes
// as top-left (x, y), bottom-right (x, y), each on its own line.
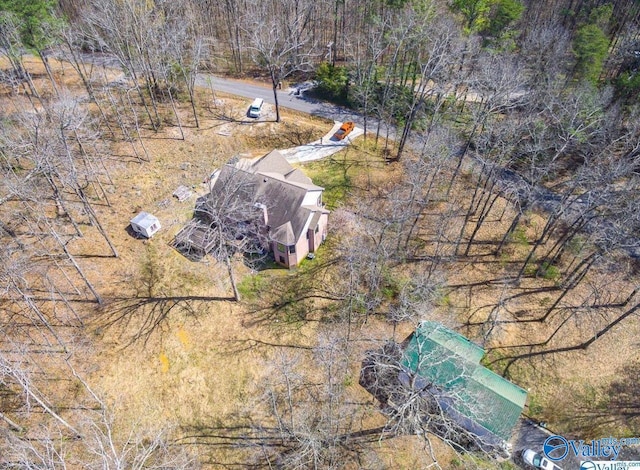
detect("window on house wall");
top-left (277, 243), bottom-right (285, 252)
top-left (279, 255), bottom-right (285, 264)
top-left (315, 226), bottom-right (319, 234)
top-left (289, 245), bottom-right (296, 254)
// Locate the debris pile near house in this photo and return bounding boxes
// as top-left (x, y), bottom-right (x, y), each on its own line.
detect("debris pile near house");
top-left (173, 185), bottom-right (193, 202)
top-left (172, 220), bottom-right (217, 261)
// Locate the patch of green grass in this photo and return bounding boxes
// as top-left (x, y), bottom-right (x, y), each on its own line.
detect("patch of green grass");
top-left (537, 261), bottom-right (561, 281)
top-left (247, 253), bottom-right (281, 272)
top-left (527, 394), bottom-right (543, 417)
top-left (275, 292), bottom-right (312, 324)
top-left (566, 234), bottom-right (586, 256)
top-left (524, 258), bottom-right (538, 277)
top-left (538, 296), bottom-right (552, 307)
top-left (297, 248), bottom-right (323, 271)
top-left (482, 349), bottom-right (506, 369)
top-left (499, 461), bottom-right (519, 469)
top-left (380, 268), bottom-right (403, 300)
top-left (436, 290), bottom-right (453, 308)
top-left (237, 273), bottom-right (269, 301)
top-left (380, 284), bottom-right (398, 300)
top-left (302, 158), bottom-right (352, 209)
top-left (511, 225), bottom-right (528, 246)
top-left (498, 249), bottom-right (512, 267)
top-left (351, 136), bottom-right (398, 157)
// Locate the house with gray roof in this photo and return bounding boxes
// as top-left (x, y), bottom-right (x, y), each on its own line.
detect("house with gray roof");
top-left (186, 150), bottom-right (329, 268)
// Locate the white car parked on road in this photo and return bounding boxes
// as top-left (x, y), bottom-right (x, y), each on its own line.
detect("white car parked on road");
top-left (522, 449), bottom-right (563, 470)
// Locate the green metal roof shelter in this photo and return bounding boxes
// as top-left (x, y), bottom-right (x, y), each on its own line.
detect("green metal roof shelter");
top-left (400, 321), bottom-right (527, 443)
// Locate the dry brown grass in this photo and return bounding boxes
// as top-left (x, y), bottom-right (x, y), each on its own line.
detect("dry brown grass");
top-left (3, 54), bottom-right (637, 468)
top-left (426, 181), bottom-right (640, 435)
top-left (0, 55), bottom-right (349, 464)
top-left (68, 95), bottom-right (334, 425)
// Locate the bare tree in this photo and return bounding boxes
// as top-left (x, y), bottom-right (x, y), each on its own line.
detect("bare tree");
top-left (347, 17), bottom-right (386, 140)
top-left (3, 389), bottom-right (194, 469)
top-left (360, 338), bottom-right (509, 461)
top-left (81, 0), bottom-right (199, 132)
top-left (174, 165), bottom-right (270, 301)
top-left (395, 14), bottom-right (462, 161)
top-left (245, 331), bottom-right (366, 468)
top-left (246, 1), bottom-right (316, 122)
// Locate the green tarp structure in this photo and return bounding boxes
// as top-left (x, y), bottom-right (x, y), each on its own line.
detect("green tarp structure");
top-left (400, 321), bottom-right (527, 443)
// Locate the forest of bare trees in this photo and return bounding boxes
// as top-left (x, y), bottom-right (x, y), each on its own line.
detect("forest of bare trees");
top-left (1, 0), bottom-right (639, 467)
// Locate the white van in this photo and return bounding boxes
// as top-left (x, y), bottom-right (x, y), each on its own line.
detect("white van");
top-left (248, 98), bottom-right (264, 118)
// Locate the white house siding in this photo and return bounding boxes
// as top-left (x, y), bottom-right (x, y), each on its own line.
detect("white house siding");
top-left (302, 190), bottom-right (323, 207)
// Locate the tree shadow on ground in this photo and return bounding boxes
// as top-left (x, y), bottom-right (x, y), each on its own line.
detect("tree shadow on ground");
top-left (176, 421), bottom-right (392, 467)
top-left (97, 294), bottom-right (234, 348)
top-left (565, 360), bottom-right (640, 436)
top-left (238, 258), bottom-right (346, 328)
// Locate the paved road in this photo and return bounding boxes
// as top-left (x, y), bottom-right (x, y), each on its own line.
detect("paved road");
top-left (195, 74), bottom-right (391, 134)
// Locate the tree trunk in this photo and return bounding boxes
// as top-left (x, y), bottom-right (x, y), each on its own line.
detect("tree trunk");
top-left (271, 76), bottom-right (281, 123)
top-left (226, 255), bottom-right (240, 302)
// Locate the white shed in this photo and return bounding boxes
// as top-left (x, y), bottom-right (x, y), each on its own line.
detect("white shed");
top-left (130, 211), bottom-right (161, 238)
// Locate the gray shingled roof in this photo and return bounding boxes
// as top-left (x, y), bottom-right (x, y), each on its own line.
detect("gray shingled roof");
top-left (207, 151), bottom-right (325, 245)
top-left (284, 168), bottom-right (316, 186)
top-left (271, 221), bottom-right (296, 245)
top-left (308, 211), bottom-right (322, 231)
top-left (250, 150), bottom-right (294, 175)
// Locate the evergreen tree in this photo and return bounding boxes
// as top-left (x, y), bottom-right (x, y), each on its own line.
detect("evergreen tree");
top-left (0, 0), bottom-right (62, 50)
top-left (574, 23), bottom-right (609, 83)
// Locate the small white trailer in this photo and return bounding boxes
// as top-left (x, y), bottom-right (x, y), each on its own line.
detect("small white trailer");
top-left (130, 211), bottom-right (161, 238)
